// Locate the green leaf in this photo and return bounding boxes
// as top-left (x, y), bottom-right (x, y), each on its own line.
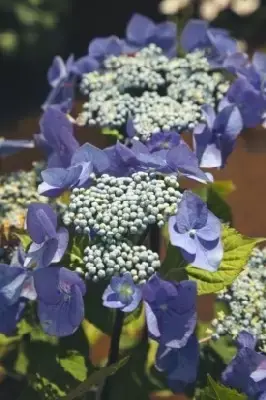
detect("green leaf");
top-left (160, 242), bottom-right (188, 279)
top-left (69, 236), bottom-right (89, 267)
top-left (201, 375), bottom-right (247, 399)
top-left (210, 335), bottom-right (237, 364)
top-left (59, 351), bottom-right (87, 382)
top-left (193, 180), bottom-right (235, 224)
top-left (13, 231), bottom-right (31, 250)
top-left (186, 225), bottom-right (265, 295)
top-left (101, 128), bottom-right (123, 140)
top-left (63, 356), bottom-right (129, 400)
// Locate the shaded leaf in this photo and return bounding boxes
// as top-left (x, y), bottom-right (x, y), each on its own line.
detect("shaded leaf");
top-left (101, 128), bottom-right (123, 140)
top-left (63, 356), bottom-right (129, 400)
top-left (200, 375), bottom-right (247, 399)
top-left (13, 231), bottom-right (31, 250)
top-left (186, 225), bottom-right (265, 295)
top-left (59, 351), bottom-right (87, 382)
top-left (69, 236), bottom-right (89, 267)
top-left (160, 242), bottom-right (188, 279)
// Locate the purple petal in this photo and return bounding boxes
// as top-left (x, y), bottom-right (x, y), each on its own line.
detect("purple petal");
top-left (71, 143), bottom-right (110, 174)
top-left (168, 217), bottom-right (196, 255)
top-left (126, 14), bottom-right (155, 45)
top-left (199, 144), bottom-right (222, 168)
top-left (174, 191), bottom-right (208, 232)
top-left (236, 331), bottom-right (257, 350)
top-left (126, 118), bottom-right (136, 138)
top-left (0, 302), bottom-right (24, 334)
top-left (144, 301), bottom-right (161, 338)
top-left (88, 36), bottom-right (122, 61)
top-left (41, 166), bottom-right (82, 189)
top-left (253, 52), bottom-right (266, 76)
top-left (166, 142), bottom-right (209, 183)
top-left (190, 236), bottom-right (223, 272)
top-left (38, 181), bottom-right (65, 198)
top-left (40, 107), bottom-right (79, 168)
top-left (27, 239), bottom-right (58, 268)
top-left (51, 228), bottom-right (69, 264)
top-left (76, 161), bottom-right (93, 187)
top-left (103, 287), bottom-right (123, 309)
top-left (214, 105), bottom-right (243, 141)
top-left (180, 19), bottom-right (209, 52)
top-left (0, 264), bottom-right (27, 305)
top-left (197, 211), bottom-right (221, 242)
top-left (38, 283), bottom-right (84, 337)
top-left (42, 78), bottom-right (75, 113)
top-left (26, 203), bottom-right (57, 243)
top-left (156, 334), bottom-right (199, 384)
top-left (122, 287), bottom-right (142, 312)
top-left (74, 56), bottom-right (99, 75)
top-left (202, 105), bottom-right (216, 129)
top-left (47, 56), bottom-right (67, 87)
top-left (152, 21), bottom-right (177, 57)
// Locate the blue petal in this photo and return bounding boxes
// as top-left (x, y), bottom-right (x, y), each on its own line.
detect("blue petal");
top-left (74, 56), bottom-right (99, 75)
top-left (236, 331), bottom-right (257, 350)
top-left (71, 143), bottom-right (110, 175)
top-left (47, 56), bottom-right (67, 87)
top-left (0, 301), bottom-right (24, 334)
top-left (173, 191), bottom-right (208, 232)
top-left (41, 165), bottom-right (82, 189)
top-left (88, 36), bottom-right (122, 61)
top-left (166, 142), bottom-right (209, 183)
top-left (126, 14), bottom-right (154, 45)
top-left (38, 182), bottom-right (65, 198)
top-left (40, 107), bottom-right (79, 168)
top-left (38, 284), bottom-right (84, 337)
top-left (26, 203), bottom-right (57, 243)
top-left (0, 264), bottom-right (27, 305)
top-left (180, 19), bottom-right (209, 52)
top-left (156, 334), bottom-right (199, 384)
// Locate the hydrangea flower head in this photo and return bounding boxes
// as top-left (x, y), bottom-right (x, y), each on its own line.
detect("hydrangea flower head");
top-left (102, 273), bottom-right (142, 312)
top-left (142, 275), bottom-right (197, 348)
top-left (25, 203), bottom-right (69, 268)
top-left (123, 13), bottom-right (177, 57)
top-left (193, 104), bottom-right (243, 168)
top-left (169, 191), bottom-right (223, 271)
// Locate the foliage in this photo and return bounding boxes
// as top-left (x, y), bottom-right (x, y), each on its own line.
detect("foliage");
top-left (200, 375), bottom-right (247, 399)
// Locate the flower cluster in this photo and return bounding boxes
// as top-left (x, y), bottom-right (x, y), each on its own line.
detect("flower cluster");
top-left (0, 166), bottom-right (48, 230)
top-left (78, 45), bottom-right (229, 140)
top-left (1, 12), bottom-right (266, 399)
top-left (211, 247), bottom-right (266, 349)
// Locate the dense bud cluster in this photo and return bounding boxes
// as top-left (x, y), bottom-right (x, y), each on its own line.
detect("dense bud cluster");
top-left (211, 248), bottom-right (266, 350)
top-left (78, 44), bottom-right (229, 140)
top-left (0, 168), bottom-right (48, 229)
top-left (81, 239), bottom-right (160, 284)
top-left (63, 171), bottom-right (182, 240)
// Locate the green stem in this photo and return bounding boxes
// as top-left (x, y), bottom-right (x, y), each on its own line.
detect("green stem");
top-left (99, 310), bottom-right (125, 400)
